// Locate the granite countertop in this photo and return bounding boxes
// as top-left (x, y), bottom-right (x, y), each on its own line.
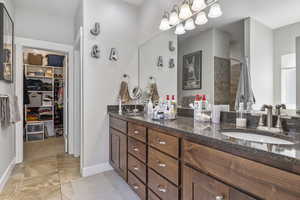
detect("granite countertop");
top-left (109, 112), bottom-right (300, 175)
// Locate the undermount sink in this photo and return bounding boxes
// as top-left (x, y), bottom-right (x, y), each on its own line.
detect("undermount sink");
top-left (221, 132), bottom-right (295, 145)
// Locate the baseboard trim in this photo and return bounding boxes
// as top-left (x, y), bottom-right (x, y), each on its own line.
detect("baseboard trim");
top-left (81, 162), bottom-right (113, 177)
top-left (0, 158), bottom-right (16, 192)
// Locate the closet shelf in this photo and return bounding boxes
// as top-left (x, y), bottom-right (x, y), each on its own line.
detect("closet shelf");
top-left (26, 120), bottom-right (53, 123)
top-left (27, 90), bottom-right (53, 93)
top-left (25, 76), bottom-right (53, 79)
top-left (24, 64), bottom-right (64, 69)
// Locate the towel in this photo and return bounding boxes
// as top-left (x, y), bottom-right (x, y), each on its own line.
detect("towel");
top-left (0, 96), bottom-right (10, 127)
top-left (10, 96), bottom-right (21, 123)
top-left (118, 81), bottom-right (131, 104)
top-left (235, 58), bottom-right (256, 110)
top-left (149, 83), bottom-right (160, 103)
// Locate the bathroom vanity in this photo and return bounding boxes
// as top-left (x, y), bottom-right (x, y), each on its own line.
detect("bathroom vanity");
top-left (109, 113), bottom-right (300, 200)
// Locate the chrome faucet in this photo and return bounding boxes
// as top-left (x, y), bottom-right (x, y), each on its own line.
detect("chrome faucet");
top-left (260, 104), bottom-right (273, 129)
top-left (275, 104), bottom-right (287, 133)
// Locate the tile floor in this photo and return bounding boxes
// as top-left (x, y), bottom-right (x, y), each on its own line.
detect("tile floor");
top-left (0, 137), bottom-right (140, 200)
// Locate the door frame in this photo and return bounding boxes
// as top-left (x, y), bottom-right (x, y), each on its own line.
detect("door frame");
top-left (15, 37), bottom-right (75, 163)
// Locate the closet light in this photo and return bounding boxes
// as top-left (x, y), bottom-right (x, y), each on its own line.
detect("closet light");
top-left (184, 18), bottom-right (196, 30)
top-left (175, 23), bottom-right (186, 35)
top-left (208, 3), bottom-right (222, 18)
top-left (192, 0), bottom-right (207, 12)
top-left (195, 11), bottom-right (208, 25)
top-left (169, 6), bottom-right (180, 26)
top-left (159, 12), bottom-right (171, 31)
top-left (179, 1), bottom-right (193, 20)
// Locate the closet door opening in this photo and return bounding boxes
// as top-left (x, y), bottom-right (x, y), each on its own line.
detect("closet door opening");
top-left (23, 48), bottom-right (66, 161)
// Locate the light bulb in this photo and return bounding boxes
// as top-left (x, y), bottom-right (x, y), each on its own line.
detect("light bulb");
top-left (179, 1), bottom-right (193, 20)
top-left (175, 23), bottom-right (186, 35)
top-left (208, 3), bottom-right (222, 18)
top-left (192, 0), bottom-right (207, 12)
top-left (159, 13), bottom-right (171, 31)
top-left (195, 11), bottom-right (208, 25)
top-left (184, 18), bottom-right (195, 30)
top-left (169, 7), bottom-right (180, 26)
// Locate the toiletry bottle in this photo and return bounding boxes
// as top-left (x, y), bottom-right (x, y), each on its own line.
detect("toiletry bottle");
top-left (236, 102), bottom-right (247, 128)
top-left (194, 95), bottom-right (201, 121)
top-left (202, 95), bottom-right (207, 111)
top-left (171, 95), bottom-right (177, 119)
top-left (147, 99), bottom-right (153, 118)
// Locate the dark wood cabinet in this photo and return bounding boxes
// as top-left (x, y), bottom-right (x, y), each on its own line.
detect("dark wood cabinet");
top-left (109, 115), bottom-right (300, 200)
top-left (183, 166), bottom-right (257, 200)
top-left (109, 127), bottom-right (127, 180)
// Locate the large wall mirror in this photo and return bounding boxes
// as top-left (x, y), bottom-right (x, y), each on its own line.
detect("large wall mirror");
top-left (138, 0), bottom-right (300, 116)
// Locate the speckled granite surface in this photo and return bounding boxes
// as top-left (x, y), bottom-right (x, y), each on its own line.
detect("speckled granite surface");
top-left (109, 112), bottom-right (300, 175)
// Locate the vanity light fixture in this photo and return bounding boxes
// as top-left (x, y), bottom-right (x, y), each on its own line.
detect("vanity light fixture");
top-left (179, 0), bottom-right (193, 20)
top-left (184, 18), bottom-right (196, 30)
top-left (195, 11), bottom-right (208, 25)
top-left (192, 0), bottom-right (207, 12)
top-left (208, 3), bottom-right (222, 18)
top-left (159, 12), bottom-right (171, 31)
top-left (175, 23), bottom-right (186, 35)
top-left (169, 6), bottom-right (180, 26)
top-left (158, 0), bottom-right (222, 35)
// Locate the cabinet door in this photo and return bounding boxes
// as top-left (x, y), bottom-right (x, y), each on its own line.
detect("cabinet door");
top-left (110, 128), bottom-right (127, 180)
top-left (183, 166), bottom-right (257, 200)
top-left (183, 165), bottom-right (229, 200)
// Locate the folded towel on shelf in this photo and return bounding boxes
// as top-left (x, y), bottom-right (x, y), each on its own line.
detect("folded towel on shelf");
top-left (0, 96), bottom-right (10, 127)
top-left (149, 83), bottom-right (159, 103)
top-left (118, 81), bottom-right (131, 104)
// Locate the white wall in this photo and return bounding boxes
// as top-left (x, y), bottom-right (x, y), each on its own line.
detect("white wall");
top-left (296, 37), bottom-right (300, 111)
top-left (274, 22), bottom-right (300, 105)
top-left (213, 29), bottom-right (231, 59)
top-left (14, 8), bottom-right (74, 45)
top-left (244, 18), bottom-right (274, 108)
top-left (139, 30), bottom-right (177, 100)
top-left (74, 2), bottom-right (83, 40)
top-left (178, 29), bottom-right (214, 102)
top-left (0, 0), bottom-right (15, 190)
top-left (82, 0), bottom-right (139, 173)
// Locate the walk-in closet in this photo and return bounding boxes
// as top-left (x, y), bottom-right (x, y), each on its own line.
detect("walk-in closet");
top-left (23, 48), bottom-right (66, 142)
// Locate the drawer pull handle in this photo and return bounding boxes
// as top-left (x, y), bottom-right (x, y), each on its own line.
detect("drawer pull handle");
top-left (157, 161), bottom-right (167, 168)
top-left (216, 196), bottom-right (224, 200)
top-left (156, 138), bottom-right (166, 145)
top-left (134, 130), bottom-right (139, 134)
top-left (157, 185), bottom-right (167, 193)
top-left (133, 166), bottom-right (139, 171)
top-left (133, 184), bottom-right (139, 190)
top-left (133, 147), bottom-right (139, 152)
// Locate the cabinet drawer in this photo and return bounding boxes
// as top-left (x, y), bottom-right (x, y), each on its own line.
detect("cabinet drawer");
top-left (128, 171), bottom-right (146, 200)
top-left (148, 129), bottom-right (179, 158)
top-left (148, 169), bottom-right (178, 200)
top-left (128, 137), bottom-right (146, 163)
top-left (128, 123), bottom-right (147, 142)
top-left (148, 189), bottom-right (161, 200)
top-left (184, 140), bottom-right (300, 199)
top-left (110, 117), bottom-right (127, 134)
top-left (128, 154), bottom-right (146, 183)
top-left (148, 147), bottom-right (179, 185)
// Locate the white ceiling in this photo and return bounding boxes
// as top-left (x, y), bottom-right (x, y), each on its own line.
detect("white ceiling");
top-left (12, 0), bottom-right (81, 18)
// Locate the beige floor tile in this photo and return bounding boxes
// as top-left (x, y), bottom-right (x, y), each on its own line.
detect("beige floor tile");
top-left (61, 183), bottom-right (74, 200)
top-left (23, 156), bottom-right (58, 179)
top-left (21, 172), bottom-right (60, 193)
top-left (59, 168), bottom-right (81, 184)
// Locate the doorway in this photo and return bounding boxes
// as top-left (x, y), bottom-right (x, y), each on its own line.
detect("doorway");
top-left (22, 48), bottom-right (67, 161)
